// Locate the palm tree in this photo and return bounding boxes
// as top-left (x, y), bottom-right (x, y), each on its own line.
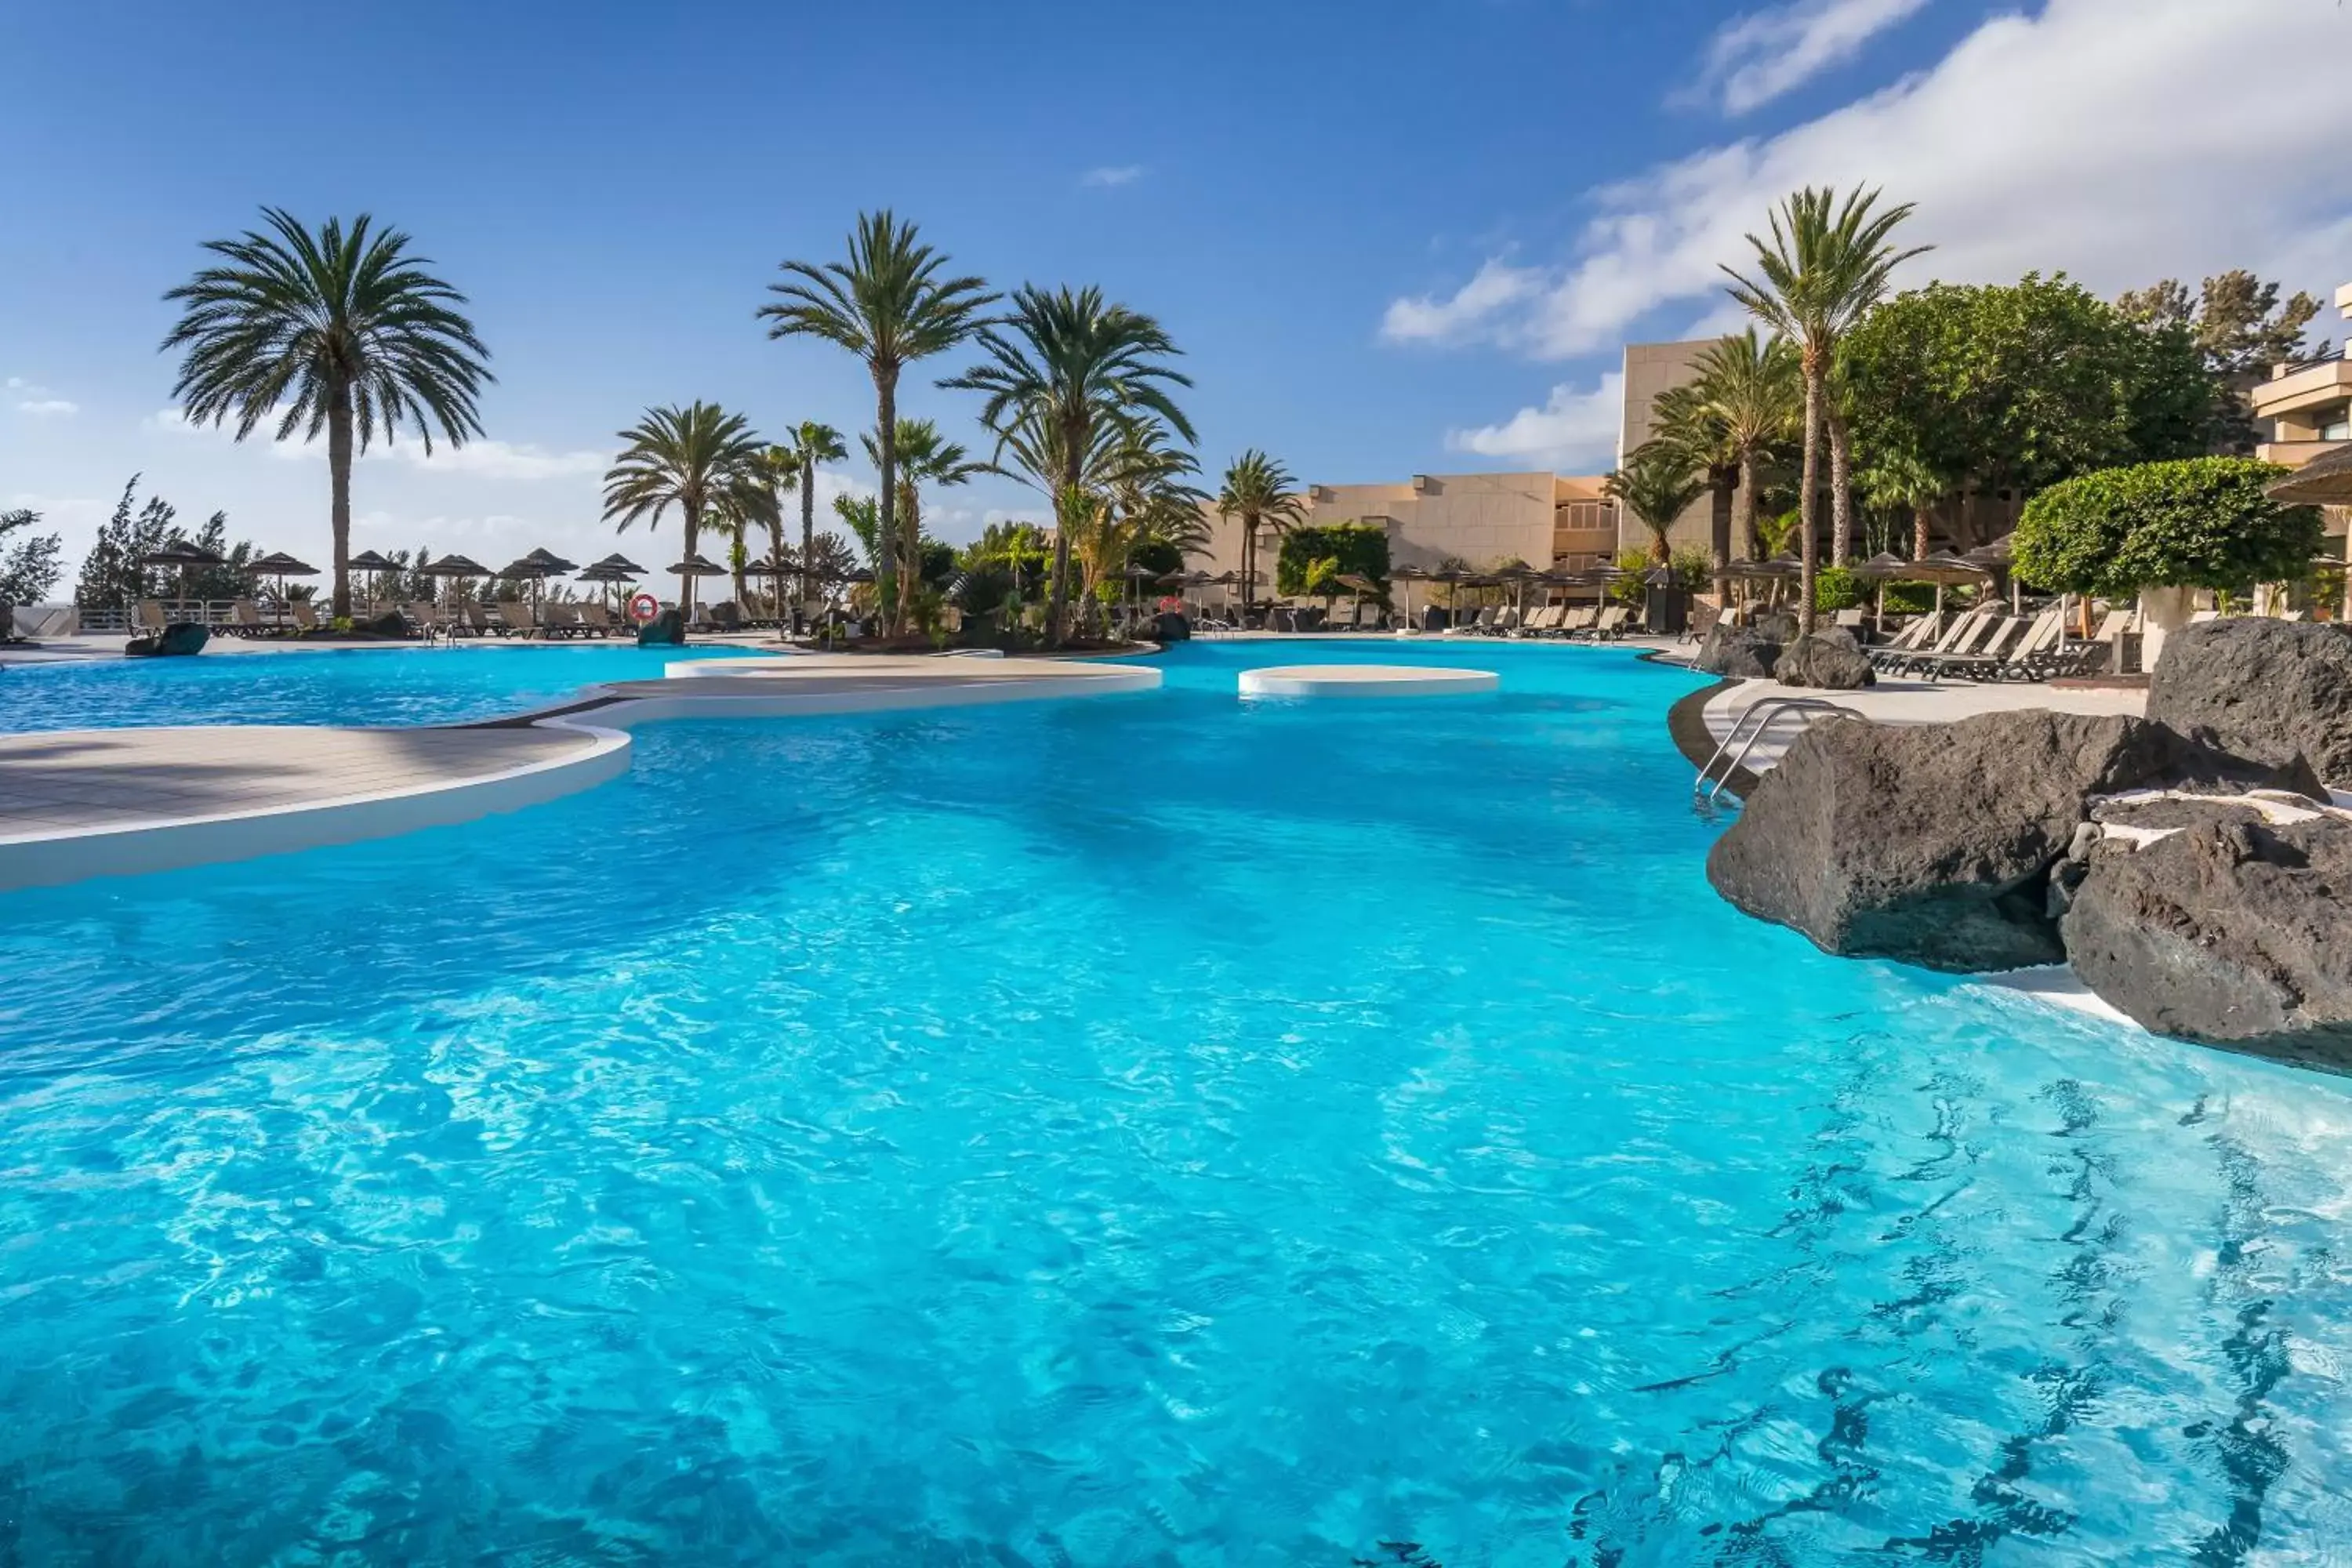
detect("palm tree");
top-left (601, 401), bottom-right (767, 618)
top-left (760, 212), bottom-right (996, 635)
top-left (771, 421), bottom-right (847, 611)
top-left (1216, 450), bottom-right (1304, 622)
top-left (1722, 186), bottom-right (1928, 632)
top-left (1605, 445), bottom-right (1708, 564)
top-left (160, 208), bottom-right (492, 619)
top-left (1861, 449), bottom-right (1949, 561)
top-left (861, 418), bottom-right (983, 603)
top-left (1652, 329), bottom-right (1801, 595)
top-left (949, 284), bottom-right (1193, 645)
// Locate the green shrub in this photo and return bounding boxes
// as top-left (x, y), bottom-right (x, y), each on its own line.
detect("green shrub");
top-left (2016, 456), bottom-right (2322, 597)
top-left (1877, 580), bottom-right (1936, 615)
top-left (1276, 524), bottom-right (1388, 597)
top-left (1812, 565), bottom-right (1864, 612)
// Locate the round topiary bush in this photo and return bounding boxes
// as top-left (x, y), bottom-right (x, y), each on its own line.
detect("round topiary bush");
top-left (2015, 457), bottom-right (2322, 599)
top-left (1813, 565), bottom-right (1864, 612)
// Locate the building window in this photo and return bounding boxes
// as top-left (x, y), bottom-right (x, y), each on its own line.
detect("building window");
top-left (2321, 405), bottom-right (2351, 441)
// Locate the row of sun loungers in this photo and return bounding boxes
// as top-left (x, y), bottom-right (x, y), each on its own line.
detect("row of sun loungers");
top-left (1868, 606), bottom-right (2117, 683)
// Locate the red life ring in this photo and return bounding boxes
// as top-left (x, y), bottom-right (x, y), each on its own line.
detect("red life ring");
top-left (627, 592), bottom-right (661, 623)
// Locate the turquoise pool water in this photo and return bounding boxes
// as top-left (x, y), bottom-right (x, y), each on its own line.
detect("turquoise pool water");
top-left (2, 638), bottom-right (2349, 1562)
top-left (0, 642), bottom-right (761, 731)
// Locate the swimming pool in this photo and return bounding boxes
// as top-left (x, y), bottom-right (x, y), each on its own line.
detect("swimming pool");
top-left (1, 638), bottom-right (2347, 1561)
top-left (0, 641), bottom-right (763, 731)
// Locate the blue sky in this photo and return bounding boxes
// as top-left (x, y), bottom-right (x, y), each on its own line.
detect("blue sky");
top-left (3, 0), bottom-right (2348, 575)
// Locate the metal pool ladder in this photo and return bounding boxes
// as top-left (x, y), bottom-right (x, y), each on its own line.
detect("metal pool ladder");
top-left (1694, 697), bottom-right (1862, 804)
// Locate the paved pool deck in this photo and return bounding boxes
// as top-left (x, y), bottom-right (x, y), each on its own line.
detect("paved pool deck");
top-left (0, 654), bottom-right (1156, 891)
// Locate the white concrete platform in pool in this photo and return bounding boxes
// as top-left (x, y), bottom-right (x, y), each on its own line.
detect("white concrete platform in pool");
top-left (0, 723), bottom-right (626, 891)
top-left (1238, 664), bottom-right (1499, 699)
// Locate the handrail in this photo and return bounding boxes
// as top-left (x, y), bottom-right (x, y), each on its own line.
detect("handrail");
top-left (1694, 696), bottom-right (1862, 804)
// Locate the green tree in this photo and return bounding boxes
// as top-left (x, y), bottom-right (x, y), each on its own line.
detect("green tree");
top-left (0, 507), bottom-right (64, 606)
top-left (1275, 524), bottom-right (1390, 597)
top-left (949, 284), bottom-right (1192, 645)
top-left (1842, 274), bottom-right (2222, 541)
top-left (1723, 185), bottom-right (1929, 631)
top-left (1605, 444), bottom-right (1708, 564)
top-left (1216, 449), bottom-right (1304, 621)
top-left (770, 421), bottom-right (847, 608)
top-left (160, 209), bottom-right (491, 618)
top-left (2117, 270), bottom-right (2325, 452)
top-left (2014, 457), bottom-right (2322, 599)
top-left (861, 418), bottom-right (982, 605)
top-left (1859, 448), bottom-right (1951, 561)
top-left (1651, 328), bottom-right (1801, 590)
top-left (601, 401), bottom-right (768, 616)
top-left (761, 212), bottom-right (996, 635)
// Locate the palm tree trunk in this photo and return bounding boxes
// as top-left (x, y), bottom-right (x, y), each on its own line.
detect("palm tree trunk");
top-left (799, 456), bottom-right (817, 618)
top-left (1798, 364), bottom-right (1823, 637)
top-left (1240, 516), bottom-right (1255, 628)
top-left (1736, 450), bottom-right (1761, 561)
top-left (1911, 502), bottom-right (1932, 561)
top-left (681, 502), bottom-right (701, 620)
top-left (877, 372), bottom-right (901, 636)
top-left (1826, 409), bottom-right (1854, 564)
top-left (328, 389), bottom-right (354, 619)
top-left (1708, 467), bottom-right (1734, 601)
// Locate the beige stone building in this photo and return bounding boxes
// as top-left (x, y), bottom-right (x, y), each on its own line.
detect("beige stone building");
top-left (2251, 281), bottom-right (2352, 543)
top-left (1617, 340), bottom-right (1726, 557)
top-left (1190, 470), bottom-right (1621, 585)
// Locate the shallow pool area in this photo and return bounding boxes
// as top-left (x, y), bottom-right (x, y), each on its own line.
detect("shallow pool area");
top-left (2, 638), bottom-right (2348, 1562)
top-left (0, 641), bottom-right (764, 731)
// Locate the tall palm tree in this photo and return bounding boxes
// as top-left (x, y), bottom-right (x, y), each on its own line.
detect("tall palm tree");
top-left (601, 401), bottom-right (767, 617)
top-left (860, 418), bottom-right (983, 601)
top-left (771, 421), bottom-right (847, 609)
top-left (160, 208), bottom-right (492, 619)
top-left (949, 284), bottom-right (1193, 645)
top-left (760, 212), bottom-right (996, 635)
top-left (1652, 329), bottom-right (1802, 596)
top-left (1217, 449), bottom-right (1304, 622)
top-left (1722, 186), bottom-right (1928, 632)
top-left (1605, 445), bottom-right (1708, 564)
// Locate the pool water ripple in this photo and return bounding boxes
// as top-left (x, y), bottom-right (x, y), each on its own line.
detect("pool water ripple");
top-left (2, 640), bottom-right (2350, 1562)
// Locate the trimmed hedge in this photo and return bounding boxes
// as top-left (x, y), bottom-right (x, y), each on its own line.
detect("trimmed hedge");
top-left (1276, 524), bottom-right (1389, 597)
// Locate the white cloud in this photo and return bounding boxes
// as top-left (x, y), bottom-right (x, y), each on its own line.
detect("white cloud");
top-left (6, 377), bottom-right (78, 416)
top-left (1693, 0), bottom-right (1930, 115)
top-left (1389, 0), bottom-right (2352, 361)
top-left (1080, 165), bottom-right (1145, 188)
top-left (1446, 372), bottom-right (1625, 471)
top-left (1381, 258), bottom-right (1546, 347)
top-left (148, 408), bottom-right (608, 479)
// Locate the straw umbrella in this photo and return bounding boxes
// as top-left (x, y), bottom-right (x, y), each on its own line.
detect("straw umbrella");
top-left (417, 553), bottom-right (492, 628)
top-left (1851, 550), bottom-right (1911, 626)
top-left (664, 553), bottom-right (730, 621)
top-left (135, 540), bottom-right (227, 616)
top-left (2282, 448), bottom-right (2352, 620)
top-left (575, 553), bottom-right (644, 616)
top-left (348, 549), bottom-right (397, 614)
top-left (245, 551), bottom-right (317, 602)
top-left (1910, 549), bottom-right (1991, 619)
top-left (1390, 563), bottom-right (1428, 630)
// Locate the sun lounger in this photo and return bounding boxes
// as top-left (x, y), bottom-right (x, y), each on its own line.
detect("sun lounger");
top-left (289, 601), bottom-right (321, 633)
top-left (1864, 614), bottom-right (1940, 669)
top-left (575, 602), bottom-right (616, 636)
top-left (1886, 608), bottom-right (1991, 675)
top-left (495, 601), bottom-right (536, 637)
top-left (134, 600), bottom-right (169, 636)
top-left (541, 602), bottom-right (584, 637)
top-left (1924, 608), bottom-right (2061, 681)
top-left (1518, 604), bottom-right (1563, 637)
top-left (405, 601), bottom-right (445, 636)
top-left (1919, 612), bottom-right (2039, 680)
top-left (1570, 604), bottom-right (1632, 641)
top-left (225, 599), bottom-right (273, 637)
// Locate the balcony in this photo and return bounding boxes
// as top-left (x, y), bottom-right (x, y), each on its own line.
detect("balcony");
top-left (2258, 440), bottom-right (2350, 470)
top-left (2250, 358), bottom-right (2352, 420)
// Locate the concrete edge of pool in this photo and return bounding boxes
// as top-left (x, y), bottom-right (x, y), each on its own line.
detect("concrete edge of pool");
top-left (0, 657), bottom-right (1159, 891)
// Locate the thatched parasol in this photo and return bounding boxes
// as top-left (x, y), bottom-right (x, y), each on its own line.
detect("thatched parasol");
top-left (2266, 445), bottom-right (2352, 506)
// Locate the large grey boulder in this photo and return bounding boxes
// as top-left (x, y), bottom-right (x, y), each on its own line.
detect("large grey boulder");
top-left (2063, 806), bottom-right (2352, 1069)
top-left (1708, 711), bottom-right (2201, 971)
top-left (1775, 629), bottom-right (1876, 691)
top-left (2148, 619), bottom-right (2352, 789)
top-left (1694, 623), bottom-right (1781, 678)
